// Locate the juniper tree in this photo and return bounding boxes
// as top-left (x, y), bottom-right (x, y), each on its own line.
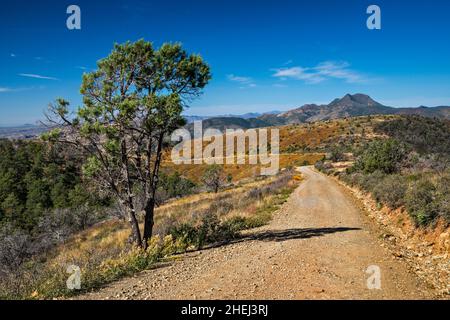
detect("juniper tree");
top-left (44, 40), bottom-right (210, 248)
top-left (201, 165), bottom-right (227, 193)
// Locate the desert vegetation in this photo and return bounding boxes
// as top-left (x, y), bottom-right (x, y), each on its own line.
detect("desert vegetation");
top-left (0, 168), bottom-right (298, 299)
top-left (1, 38), bottom-right (448, 300)
top-left (317, 115), bottom-right (450, 227)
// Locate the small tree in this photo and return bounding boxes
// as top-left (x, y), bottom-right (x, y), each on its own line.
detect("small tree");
top-left (156, 172), bottom-right (196, 203)
top-left (43, 40), bottom-right (210, 248)
top-left (201, 165), bottom-right (226, 193)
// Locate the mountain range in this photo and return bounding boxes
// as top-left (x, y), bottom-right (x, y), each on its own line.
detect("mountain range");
top-left (183, 111), bottom-right (281, 124)
top-left (188, 94), bottom-right (450, 131)
top-left (2, 94), bottom-right (449, 139)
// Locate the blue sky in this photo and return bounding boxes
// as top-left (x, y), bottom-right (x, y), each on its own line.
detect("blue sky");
top-left (1, 0), bottom-right (450, 126)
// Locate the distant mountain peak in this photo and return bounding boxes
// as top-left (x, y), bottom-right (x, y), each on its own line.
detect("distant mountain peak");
top-left (330, 93), bottom-right (382, 107)
top-left (183, 94), bottom-right (450, 132)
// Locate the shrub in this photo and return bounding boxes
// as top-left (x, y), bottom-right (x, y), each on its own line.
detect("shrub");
top-left (372, 174), bottom-right (407, 209)
top-left (329, 146), bottom-right (345, 162)
top-left (221, 216), bottom-right (248, 233)
top-left (405, 177), bottom-right (438, 226)
top-left (375, 115), bottom-right (450, 157)
top-left (168, 212), bottom-right (239, 250)
top-left (354, 139), bottom-right (407, 174)
top-left (168, 222), bottom-right (199, 249)
top-left (209, 199), bottom-right (234, 216)
top-left (434, 173), bottom-right (450, 224)
top-left (157, 172), bottom-right (196, 204)
top-left (314, 160), bottom-right (332, 173)
top-left (356, 171), bottom-right (386, 192)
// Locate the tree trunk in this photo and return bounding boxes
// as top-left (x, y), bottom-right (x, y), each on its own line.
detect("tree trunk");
top-left (143, 132), bottom-right (164, 248)
top-left (143, 198), bottom-right (155, 248)
top-left (127, 205), bottom-right (142, 247)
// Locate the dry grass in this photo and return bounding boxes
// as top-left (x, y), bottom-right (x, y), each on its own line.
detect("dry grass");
top-left (162, 153), bottom-right (322, 183)
top-left (160, 115), bottom-right (399, 183)
top-left (3, 115), bottom-right (401, 299)
top-left (278, 116), bottom-right (390, 153)
top-left (2, 170), bottom-right (299, 300)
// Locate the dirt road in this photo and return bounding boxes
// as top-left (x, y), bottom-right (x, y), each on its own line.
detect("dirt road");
top-left (78, 167), bottom-right (435, 300)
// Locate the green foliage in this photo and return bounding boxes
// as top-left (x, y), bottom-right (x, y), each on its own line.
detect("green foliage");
top-left (0, 140), bottom-right (96, 230)
top-left (404, 174), bottom-right (450, 226)
top-left (375, 115), bottom-right (450, 157)
top-left (168, 212), bottom-right (238, 250)
top-left (405, 178), bottom-right (437, 226)
top-left (157, 172), bottom-right (196, 202)
top-left (343, 169), bottom-right (450, 227)
top-left (201, 164), bottom-right (227, 193)
top-left (372, 174), bottom-right (407, 209)
top-left (341, 117), bottom-right (450, 227)
top-left (435, 174), bottom-right (450, 223)
top-left (329, 145), bottom-right (345, 162)
top-left (168, 181), bottom-right (296, 250)
top-left (354, 139), bottom-right (406, 174)
top-left (46, 40), bottom-right (211, 246)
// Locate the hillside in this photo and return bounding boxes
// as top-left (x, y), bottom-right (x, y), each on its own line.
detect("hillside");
top-left (2, 94), bottom-right (448, 141)
top-left (1, 114), bottom-right (449, 299)
top-left (0, 125), bottom-right (49, 140)
top-left (196, 94), bottom-right (450, 131)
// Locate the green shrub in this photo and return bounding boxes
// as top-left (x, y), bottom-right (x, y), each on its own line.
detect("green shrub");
top-left (168, 222), bottom-right (198, 248)
top-left (354, 139), bottom-right (406, 174)
top-left (405, 178), bottom-right (438, 226)
top-left (356, 171), bottom-right (386, 192)
top-left (168, 212), bottom-right (238, 250)
top-left (372, 174), bottom-right (407, 209)
top-left (434, 173), bottom-right (450, 224)
top-left (329, 146), bottom-right (345, 162)
top-left (157, 172), bottom-right (196, 204)
top-left (221, 216), bottom-right (248, 233)
top-left (375, 115), bottom-right (450, 157)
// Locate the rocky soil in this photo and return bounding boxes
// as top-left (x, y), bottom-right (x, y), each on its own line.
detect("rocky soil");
top-left (77, 167), bottom-right (442, 300)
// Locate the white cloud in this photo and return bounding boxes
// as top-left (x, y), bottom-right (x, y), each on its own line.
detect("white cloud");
top-left (19, 73), bottom-right (59, 81)
top-left (227, 74), bottom-right (252, 83)
top-left (272, 61), bottom-right (366, 84)
top-left (0, 86), bottom-right (39, 93)
top-left (272, 66), bottom-right (325, 84)
top-left (227, 74), bottom-right (256, 88)
top-left (10, 53), bottom-right (16, 58)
